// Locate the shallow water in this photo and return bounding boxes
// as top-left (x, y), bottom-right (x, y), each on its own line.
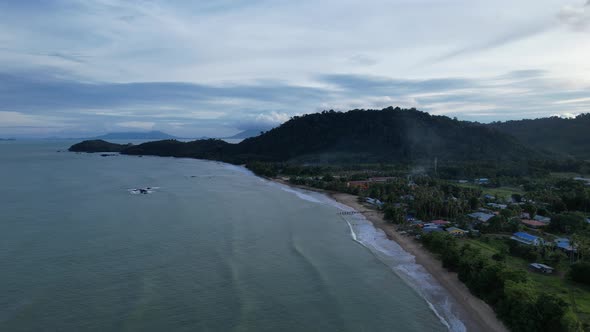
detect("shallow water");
top-left (0, 141), bottom-right (452, 331)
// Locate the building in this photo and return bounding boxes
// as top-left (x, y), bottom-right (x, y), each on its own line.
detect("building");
top-left (431, 219), bottom-right (450, 226)
top-left (534, 215), bottom-right (551, 224)
top-left (474, 178), bottom-right (490, 185)
top-left (521, 219), bottom-right (546, 229)
top-left (347, 181), bottom-right (370, 190)
top-left (529, 263), bottom-right (554, 274)
top-left (369, 177), bottom-right (395, 183)
top-left (511, 232), bottom-right (543, 246)
top-left (468, 212), bottom-right (495, 222)
top-left (573, 177), bottom-right (590, 185)
top-left (446, 227), bottom-right (468, 236)
top-left (487, 203), bottom-right (507, 209)
top-left (423, 226), bottom-right (443, 233)
top-left (365, 197), bottom-right (384, 208)
top-left (555, 238), bottom-right (576, 253)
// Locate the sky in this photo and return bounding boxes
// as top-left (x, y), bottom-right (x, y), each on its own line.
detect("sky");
top-left (1, 0), bottom-right (589, 138)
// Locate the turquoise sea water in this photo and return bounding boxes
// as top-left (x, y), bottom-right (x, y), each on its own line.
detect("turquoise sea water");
top-left (0, 141), bottom-right (455, 331)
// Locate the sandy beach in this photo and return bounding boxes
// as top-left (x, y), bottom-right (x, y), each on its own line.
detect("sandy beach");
top-left (273, 179), bottom-right (507, 332)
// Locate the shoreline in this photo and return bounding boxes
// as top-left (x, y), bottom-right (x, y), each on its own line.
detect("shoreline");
top-left (272, 178), bottom-right (507, 332)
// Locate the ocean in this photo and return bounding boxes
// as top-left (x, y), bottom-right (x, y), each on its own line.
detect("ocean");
top-left (0, 141), bottom-right (461, 331)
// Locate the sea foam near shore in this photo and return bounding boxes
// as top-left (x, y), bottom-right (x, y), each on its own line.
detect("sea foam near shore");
top-left (269, 182), bottom-right (466, 332)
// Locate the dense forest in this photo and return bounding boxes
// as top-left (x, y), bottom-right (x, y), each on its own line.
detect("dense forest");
top-left (489, 114), bottom-right (590, 159)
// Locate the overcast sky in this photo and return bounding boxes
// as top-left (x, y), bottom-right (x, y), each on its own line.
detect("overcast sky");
top-left (1, 0), bottom-right (589, 137)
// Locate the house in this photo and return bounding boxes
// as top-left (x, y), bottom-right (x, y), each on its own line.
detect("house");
top-left (484, 194), bottom-right (496, 200)
top-left (431, 219), bottom-right (450, 226)
top-left (409, 219), bottom-right (424, 227)
top-left (369, 177), bottom-right (396, 183)
top-left (555, 238), bottom-right (576, 253)
top-left (521, 219), bottom-right (546, 229)
top-left (423, 226), bottom-right (443, 233)
top-left (468, 212), bottom-right (495, 222)
top-left (446, 227), bottom-right (468, 236)
top-left (365, 197), bottom-right (384, 208)
top-left (458, 180), bottom-right (469, 184)
top-left (573, 177), bottom-right (590, 185)
top-left (347, 181), bottom-right (371, 190)
top-left (529, 263), bottom-right (554, 274)
top-left (533, 215), bottom-right (551, 224)
top-left (511, 232), bottom-right (543, 246)
top-left (521, 212), bottom-right (531, 219)
top-left (474, 178), bottom-right (490, 185)
top-left (487, 203), bottom-right (507, 209)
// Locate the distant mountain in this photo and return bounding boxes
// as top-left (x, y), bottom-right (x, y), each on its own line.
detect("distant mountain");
top-left (488, 114), bottom-right (590, 159)
top-left (223, 129), bottom-right (269, 139)
top-left (93, 131), bottom-right (177, 140)
top-left (0, 138), bottom-right (16, 141)
top-left (71, 107), bottom-right (539, 164)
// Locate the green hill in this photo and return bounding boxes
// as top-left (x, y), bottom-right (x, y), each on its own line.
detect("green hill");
top-left (234, 107), bottom-right (536, 163)
top-left (488, 114), bottom-right (590, 159)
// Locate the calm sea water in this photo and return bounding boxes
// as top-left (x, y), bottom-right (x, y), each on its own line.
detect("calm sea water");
top-left (0, 141), bottom-right (453, 331)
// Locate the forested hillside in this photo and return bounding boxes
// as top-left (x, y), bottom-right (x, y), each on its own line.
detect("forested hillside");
top-left (71, 107), bottom-right (539, 164)
top-left (489, 114), bottom-right (590, 159)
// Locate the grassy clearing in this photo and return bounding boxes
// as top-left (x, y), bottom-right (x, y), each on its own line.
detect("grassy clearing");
top-left (454, 182), bottom-right (524, 199)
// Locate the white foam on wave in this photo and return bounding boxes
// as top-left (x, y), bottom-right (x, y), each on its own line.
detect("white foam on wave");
top-left (340, 212), bottom-right (466, 332)
top-left (271, 181), bottom-right (466, 332)
top-left (265, 181), bottom-right (327, 204)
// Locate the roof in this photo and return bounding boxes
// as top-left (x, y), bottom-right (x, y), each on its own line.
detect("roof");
top-left (446, 227), bottom-right (467, 233)
top-left (431, 219), bottom-right (450, 225)
top-left (468, 212), bottom-right (495, 221)
top-left (513, 232), bottom-right (539, 241)
top-left (530, 263), bottom-right (554, 270)
top-left (521, 219), bottom-right (546, 227)
top-left (533, 215), bottom-right (551, 223)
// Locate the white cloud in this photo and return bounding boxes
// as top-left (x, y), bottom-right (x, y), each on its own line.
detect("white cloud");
top-left (558, 1), bottom-right (590, 31)
top-left (115, 121), bottom-right (155, 130)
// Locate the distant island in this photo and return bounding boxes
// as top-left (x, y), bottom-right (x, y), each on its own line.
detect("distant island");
top-left (0, 138), bottom-right (16, 141)
top-left (222, 128), bottom-right (270, 140)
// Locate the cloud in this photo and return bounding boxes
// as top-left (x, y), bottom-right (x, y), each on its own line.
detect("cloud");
top-left (558, 1), bottom-right (590, 31)
top-left (428, 23), bottom-right (551, 63)
top-left (115, 121), bottom-right (155, 130)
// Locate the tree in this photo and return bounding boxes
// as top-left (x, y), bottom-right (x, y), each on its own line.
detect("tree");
top-left (549, 213), bottom-right (586, 234)
top-left (383, 205), bottom-right (405, 224)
